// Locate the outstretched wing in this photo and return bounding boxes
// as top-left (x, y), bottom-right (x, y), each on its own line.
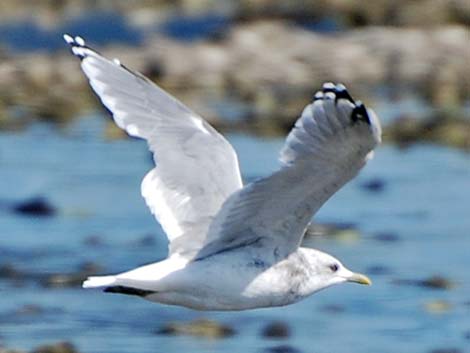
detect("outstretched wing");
top-left (64, 35), bottom-right (243, 258)
top-left (197, 83), bottom-right (381, 259)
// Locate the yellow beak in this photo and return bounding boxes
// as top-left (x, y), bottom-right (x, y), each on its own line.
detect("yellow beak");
top-left (347, 272), bottom-right (372, 285)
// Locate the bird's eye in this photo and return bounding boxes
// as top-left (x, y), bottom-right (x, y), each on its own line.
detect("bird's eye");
top-left (329, 264), bottom-right (339, 272)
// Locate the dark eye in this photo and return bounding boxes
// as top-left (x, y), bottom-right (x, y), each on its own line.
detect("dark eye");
top-left (329, 264), bottom-right (339, 272)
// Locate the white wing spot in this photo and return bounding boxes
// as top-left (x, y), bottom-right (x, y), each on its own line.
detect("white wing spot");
top-left (75, 36), bottom-right (85, 46)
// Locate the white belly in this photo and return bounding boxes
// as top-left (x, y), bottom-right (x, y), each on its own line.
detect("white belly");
top-left (144, 249), bottom-right (309, 311)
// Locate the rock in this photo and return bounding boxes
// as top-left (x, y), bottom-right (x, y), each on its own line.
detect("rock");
top-left (31, 341), bottom-right (79, 353)
top-left (12, 197), bottom-right (56, 217)
top-left (373, 232), bottom-right (400, 243)
top-left (14, 304), bottom-right (44, 316)
top-left (302, 222), bottom-right (360, 246)
top-left (83, 235), bottom-right (105, 247)
top-left (421, 276), bottom-right (455, 290)
top-left (134, 234), bottom-right (157, 247)
top-left (360, 178), bottom-right (386, 193)
top-left (0, 264), bottom-right (23, 280)
top-left (263, 345), bottom-right (302, 353)
top-left (320, 304), bottom-right (346, 314)
top-left (41, 262), bottom-right (102, 288)
top-left (366, 265), bottom-right (392, 276)
top-left (261, 321), bottom-right (291, 339)
top-left (428, 349), bottom-right (463, 353)
top-left (0, 349), bottom-right (27, 353)
top-left (393, 275), bottom-right (455, 290)
top-left (385, 112), bottom-right (470, 150)
top-left (424, 300), bottom-right (452, 314)
top-left (155, 318), bottom-right (236, 339)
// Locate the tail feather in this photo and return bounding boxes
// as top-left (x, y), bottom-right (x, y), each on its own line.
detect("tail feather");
top-left (83, 275), bottom-right (117, 289)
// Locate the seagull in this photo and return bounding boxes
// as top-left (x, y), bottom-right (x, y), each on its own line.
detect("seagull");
top-left (64, 34), bottom-right (381, 311)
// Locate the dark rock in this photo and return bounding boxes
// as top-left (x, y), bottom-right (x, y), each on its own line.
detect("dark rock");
top-left (135, 234), bottom-right (157, 247)
top-left (421, 276), bottom-right (455, 290)
top-left (263, 345), bottom-right (302, 353)
top-left (83, 235), bottom-right (104, 247)
top-left (31, 341), bottom-right (79, 353)
top-left (14, 304), bottom-right (44, 316)
top-left (360, 178), bottom-right (386, 193)
top-left (0, 264), bottom-right (23, 280)
top-left (12, 197), bottom-right (56, 217)
top-left (424, 300), bottom-right (452, 314)
top-left (373, 232), bottom-right (400, 243)
top-left (41, 262), bottom-right (102, 288)
top-left (366, 265), bottom-right (392, 276)
top-left (320, 304), bottom-right (346, 314)
top-left (428, 349), bottom-right (463, 353)
top-left (303, 222), bottom-right (359, 242)
top-left (393, 275), bottom-right (455, 290)
top-left (261, 321), bottom-right (291, 339)
top-left (155, 319), bottom-right (236, 339)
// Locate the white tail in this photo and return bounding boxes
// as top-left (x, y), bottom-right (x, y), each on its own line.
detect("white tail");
top-left (83, 275), bottom-right (116, 289)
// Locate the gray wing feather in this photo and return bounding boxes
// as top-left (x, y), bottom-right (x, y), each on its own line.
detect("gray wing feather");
top-left (197, 84), bottom-right (381, 259)
top-left (64, 35), bottom-right (243, 258)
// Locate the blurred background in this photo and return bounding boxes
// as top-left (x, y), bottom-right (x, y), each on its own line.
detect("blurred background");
top-left (0, 1), bottom-right (469, 353)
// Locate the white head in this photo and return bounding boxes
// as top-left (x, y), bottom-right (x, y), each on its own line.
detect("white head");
top-left (299, 248), bottom-right (371, 295)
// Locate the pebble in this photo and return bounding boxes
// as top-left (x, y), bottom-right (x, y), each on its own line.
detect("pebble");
top-left (366, 265), bottom-right (392, 276)
top-left (424, 300), bottom-right (452, 314)
top-left (31, 341), bottom-right (79, 353)
top-left (393, 275), bottom-right (455, 290)
top-left (12, 197), bottom-right (56, 217)
top-left (261, 321), bottom-right (291, 339)
top-left (41, 262), bottom-right (103, 288)
top-left (373, 232), bottom-right (401, 243)
top-left (263, 345), bottom-right (302, 353)
top-left (360, 178), bottom-right (386, 193)
top-left (155, 319), bottom-right (236, 339)
top-left (83, 235), bottom-right (105, 247)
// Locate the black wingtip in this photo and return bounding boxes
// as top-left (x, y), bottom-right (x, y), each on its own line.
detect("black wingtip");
top-left (313, 82), bottom-right (355, 104)
top-left (351, 101), bottom-right (371, 124)
top-left (104, 285), bottom-right (156, 297)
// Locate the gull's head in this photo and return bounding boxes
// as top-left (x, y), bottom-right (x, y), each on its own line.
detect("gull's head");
top-left (301, 248), bottom-right (371, 292)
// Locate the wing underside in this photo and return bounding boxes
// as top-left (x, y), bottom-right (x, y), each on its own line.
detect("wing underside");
top-left (64, 35), bottom-right (243, 258)
top-left (196, 83), bottom-right (381, 259)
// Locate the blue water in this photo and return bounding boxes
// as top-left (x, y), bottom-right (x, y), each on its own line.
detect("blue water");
top-left (1, 117), bottom-right (469, 352)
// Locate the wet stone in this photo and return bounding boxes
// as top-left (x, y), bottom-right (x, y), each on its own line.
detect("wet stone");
top-left (428, 349), bottom-right (463, 353)
top-left (421, 276), bottom-right (455, 290)
top-left (366, 264), bottom-right (392, 276)
top-left (14, 304), bottom-right (44, 316)
top-left (83, 235), bottom-right (104, 247)
top-left (373, 232), bottom-right (401, 243)
top-left (263, 345), bottom-right (303, 353)
top-left (41, 262), bottom-right (102, 288)
top-left (0, 264), bottom-right (23, 280)
top-left (31, 341), bottom-right (79, 353)
top-left (394, 275), bottom-right (455, 290)
top-left (360, 178), bottom-right (386, 193)
top-left (320, 304), bottom-right (346, 314)
top-left (424, 300), bottom-right (452, 314)
top-left (12, 197), bottom-right (56, 217)
top-left (134, 234), bottom-right (157, 247)
top-left (261, 321), bottom-right (291, 339)
top-left (155, 319), bottom-right (236, 339)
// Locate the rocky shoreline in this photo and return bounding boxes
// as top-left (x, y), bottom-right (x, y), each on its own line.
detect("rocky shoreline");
top-left (1, 19), bottom-right (469, 148)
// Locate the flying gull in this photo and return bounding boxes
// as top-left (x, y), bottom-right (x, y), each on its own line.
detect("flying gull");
top-left (64, 34), bottom-right (381, 311)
